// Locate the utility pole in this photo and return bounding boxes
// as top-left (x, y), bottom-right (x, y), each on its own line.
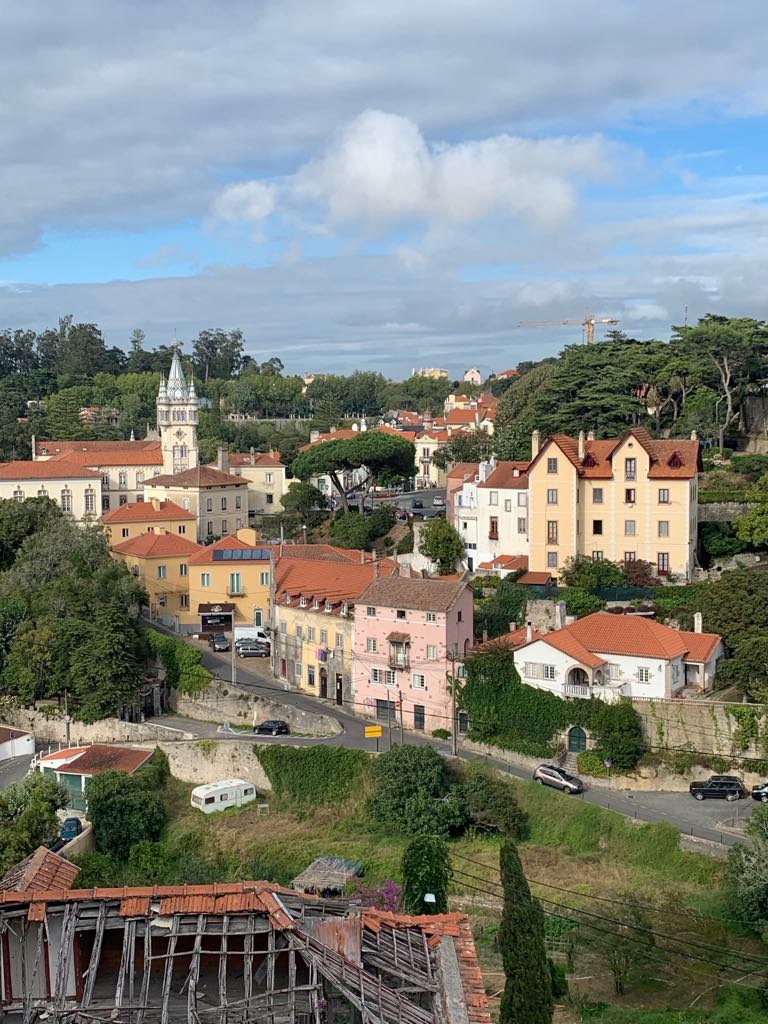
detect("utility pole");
top-left (64, 689), bottom-right (71, 747)
top-left (398, 689), bottom-right (404, 746)
top-left (231, 633), bottom-right (236, 686)
top-left (387, 700), bottom-right (394, 750)
top-left (447, 646), bottom-right (459, 756)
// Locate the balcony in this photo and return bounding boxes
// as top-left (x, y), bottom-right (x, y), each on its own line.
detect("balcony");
top-left (227, 587), bottom-right (246, 597)
top-left (563, 683), bottom-right (590, 699)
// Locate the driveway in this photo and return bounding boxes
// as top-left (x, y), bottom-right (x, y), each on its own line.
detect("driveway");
top-left (0, 755), bottom-right (32, 791)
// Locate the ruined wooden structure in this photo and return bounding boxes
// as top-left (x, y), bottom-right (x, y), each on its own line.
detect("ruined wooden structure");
top-left (0, 882), bottom-right (490, 1024)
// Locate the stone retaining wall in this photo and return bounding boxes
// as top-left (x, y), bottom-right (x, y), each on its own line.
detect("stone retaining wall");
top-left (135, 740), bottom-right (272, 793)
top-left (2, 707), bottom-right (195, 745)
top-left (631, 696), bottom-right (768, 760)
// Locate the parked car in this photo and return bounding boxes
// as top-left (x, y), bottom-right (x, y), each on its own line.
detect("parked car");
top-left (432, 495), bottom-right (445, 507)
top-left (412, 498), bottom-right (424, 510)
top-left (209, 633), bottom-right (230, 652)
top-left (532, 764), bottom-right (584, 794)
top-left (235, 629), bottom-right (270, 649)
top-left (751, 782), bottom-right (768, 803)
top-left (238, 642), bottom-right (271, 659)
top-left (59, 817), bottom-right (84, 842)
top-left (254, 719), bottom-right (290, 736)
top-left (689, 776), bottom-right (746, 801)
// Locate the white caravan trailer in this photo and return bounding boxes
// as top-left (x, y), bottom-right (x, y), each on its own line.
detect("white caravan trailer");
top-left (190, 778), bottom-right (257, 814)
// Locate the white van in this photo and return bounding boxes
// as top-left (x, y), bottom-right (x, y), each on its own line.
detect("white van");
top-left (234, 626), bottom-right (270, 646)
top-left (190, 778), bottom-right (258, 814)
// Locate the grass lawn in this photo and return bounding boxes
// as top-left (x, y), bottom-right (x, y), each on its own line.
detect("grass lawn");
top-left (162, 771), bottom-right (767, 1022)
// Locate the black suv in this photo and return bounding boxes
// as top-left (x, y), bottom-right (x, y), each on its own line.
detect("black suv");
top-left (689, 775), bottom-right (746, 801)
top-left (752, 781), bottom-right (768, 803)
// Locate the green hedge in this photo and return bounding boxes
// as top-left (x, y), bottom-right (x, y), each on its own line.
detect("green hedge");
top-left (698, 490), bottom-right (754, 504)
top-left (146, 630), bottom-right (212, 695)
top-left (255, 745), bottom-right (369, 804)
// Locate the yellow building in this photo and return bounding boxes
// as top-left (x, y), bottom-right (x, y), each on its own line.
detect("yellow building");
top-left (527, 427), bottom-right (700, 581)
top-left (212, 450), bottom-right (287, 516)
top-left (187, 535), bottom-right (274, 635)
top-left (144, 465), bottom-right (249, 543)
top-left (100, 498), bottom-right (197, 544)
top-left (273, 558), bottom-right (397, 705)
top-left (0, 461), bottom-right (102, 524)
top-left (111, 530), bottom-right (204, 630)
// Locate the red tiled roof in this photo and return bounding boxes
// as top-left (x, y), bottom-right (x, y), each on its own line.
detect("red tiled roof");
top-left (496, 368), bottom-right (518, 378)
top-left (678, 630), bottom-right (722, 663)
top-left (534, 428), bottom-right (700, 480)
top-left (49, 448), bottom-right (163, 467)
top-left (148, 466), bottom-right (246, 488)
top-left (446, 409), bottom-right (479, 424)
top-left (0, 460), bottom-right (100, 480)
top-left (112, 532), bottom-right (204, 558)
top-left (0, 725), bottom-right (29, 744)
top-left (477, 461), bottom-right (529, 489)
top-left (477, 555), bottom-right (528, 573)
top-left (517, 571), bottom-right (554, 585)
top-left (38, 746), bottom-right (87, 762)
top-left (52, 744), bottom-right (153, 777)
top-left (447, 462), bottom-right (480, 480)
top-left (276, 558), bottom-right (398, 608)
top-left (101, 500), bottom-right (195, 523)
top-left (355, 575), bottom-right (468, 612)
top-left (0, 847), bottom-right (80, 894)
top-left (224, 452), bottom-right (285, 468)
top-left (481, 625), bottom-right (544, 650)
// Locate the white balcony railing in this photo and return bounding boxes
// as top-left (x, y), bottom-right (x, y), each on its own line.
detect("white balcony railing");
top-left (563, 683), bottom-right (590, 699)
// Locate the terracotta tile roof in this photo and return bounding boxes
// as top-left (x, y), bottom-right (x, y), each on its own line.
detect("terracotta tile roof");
top-left (0, 725), bottom-right (30, 744)
top-left (517, 571), bottom-right (554, 585)
top-left (532, 629), bottom-right (605, 669)
top-left (355, 575), bottom-right (468, 612)
top-left (42, 440), bottom-right (160, 453)
top-left (52, 744), bottom-right (154, 777)
top-left (376, 424), bottom-right (418, 441)
top-left (416, 430), bottom-right (447, 441)
top-left (101, 500), bottom-right (195, 523)
top-left (276, 558), bottom-right (398, 608)
top-left (48, 447), bottom-right (163, 467)
top-left (481, 625), bottom-right (544, 650)
top-left (224, 452), bottom-right (285, 468)
top-left (477, 461), bottom-right (529, 490)
top-left (301, 428), bottom-right (360, 450)
top-left (189, 536), bottom-right (271, 565)
top-left (0, 847), bottom-right (80, 894)
top-left (447, 462), bottom-right (480, 480)
top-left (446, 409), bottom-right (479, 425)
top-left (38, 746), bottom-right (88, 762)
top-left (534, 429), bottom-right (700, 480)
top-left (496, 368), bottom-right (518, 378)
top-left (148, 466), bottom-right (246, 488)
top-left (477, 554), bottom-right (528, 573)
top-left (0, 460), bottom-right (100, 480)
top-left (386, 630), bottom-right (411, 643)
top-left (397, 410), bottom-right (421, 425)
top-left (112, 532), bottom-right (204, 558)
top-left (678, 630), bottom-right (722, 662)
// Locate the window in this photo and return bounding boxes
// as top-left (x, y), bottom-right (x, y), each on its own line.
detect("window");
top-left (367, 606), bottom-right (376, 617)
top-left (181, 594), bottom-right (189, 609)
top-left (592, 550), bottom-right (603, 560)
top-left (457, 610), bottom-right (463, 622)
top-left (307, 626), bottom-right (315, 642)
top-left (180, 563), bottom-right (187, 577)
top-left (266, 494), bottom-right (274, 504)
top-left (625, 488), bottom-right (636, 504)
top-left (385, 669), bottom-right (396, 685)
top-left (307, 666), bottom-right (315, 687)
top-left (320, 629), bottom-right (328, 646)
top-left (136, 472), bottom-right (144, 490)
top-left (83, 488), bottom-right (96, 514)
top-left (279, 621), bottom-right (287, 635)
top-left (260, 571), bottom-right (270, 586)
top-left (178, 525), bottom-right (186, 535)
top-left (658, 488), bottom-right (670, 504)
top-left (119, 495), bottom-right (128, 506)
top-left (206, 498), bottom-right (213, 512)
top-left (658, 520), bottom-right (669, 537)
top-left (235, 495), bottom-right (242, 510)
top-left (182, 498), bottom-right (190, 510)
top-left (236, 519), bottom-right (243, 531)
top-left (547, 551), bottom-right (558, 569)
top-left (295, 624), bottom-right (303, 639)
top-left (625, 457), bottom-right (636, 480)
top-left (426, 644), bottom-right (438, 660)
top-left (517, 517), bottom-right (527, 534)
top-left (221, 497), bottom-right (227, 511)
top-left (489, 490), bottom-right (498, 506)
top-left (299, 596), bottom-right (307, 608)
top-left (458, 711), bottom-right (469, 734)
top-left (624, 520), bottom-right (636, 536)
top-left (517, 493), bottom-right (527, 507)
top-left (101, 473), bottom-right (110, 488)
top-left (546, 457), bottom-right (558, 473)
top-left (371, 668), bottom-right (383, 684)
top-left (624, 551), bottom-right (636, 563)
top-left (221, 520), bottom-right (228, 534)
top-left (546, 520), bottom-right (558, 544)
top-left (504, 498), bottom-right (512, 512)
top-left (102, 496), bottom-right (110, 511)
top-left (366, 638), bottom-right (378, 653)
top-left (37, 487), bottom-right (48, 498)
top-left (412, 673), bottom-right (426, 689)
top-left (489, 516), bottom-right (499, 539)
top-left (294, 662), bottom-right (302, 679)
top-left (593, 487), bottom-right (603, 504)
top-left (543, 665), bottom-right (556, 680)
top-left (121, 527), bottom-right (130, 538)
top-left (254, 610), bottom-right (263, 626)
top-left (375, 699), bottom-right (397, 722)
top-left (157, 565), bottom-right (167, 579)
top-left (118, 470), bottom-right (127, 490)
top-left (266, 472), bottom-right (273, 484)
top-left (593, 519), bottom-right (603, 535)
top-left (396, 609), bottom-right (406, 620)
top-left (426, 612), bottom-right (436, 623)
top-left (637, 667), bottom-right (651, 683)
top-left (201, 573), bottom-right (210, 588)
top-left (229, 572), bottom-right (241, 594)
top-left (335, 633), bottom-right (344, 649)
top-left (60, 489), bottom-right (72, 514)
top-left (206, 522), bottom-right (214, 536)
top-left (657, 552), bottom-right (670, 575)
top-left (546, 488), bottom-right (558, 505)
top-left (413, 705), bottom-right (425, 730)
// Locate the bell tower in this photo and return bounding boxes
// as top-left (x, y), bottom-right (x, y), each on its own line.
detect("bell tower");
top-left (157, 343), bottom-right (199, 475)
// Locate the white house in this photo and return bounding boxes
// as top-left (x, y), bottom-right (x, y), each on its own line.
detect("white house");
top-left (452, 459), bottom-right (530, 572)
top-left (513, 611), bottom-right (723, 703)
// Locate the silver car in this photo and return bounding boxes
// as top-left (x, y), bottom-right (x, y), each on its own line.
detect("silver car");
top-left (533, 764), bottom-right (584, 794)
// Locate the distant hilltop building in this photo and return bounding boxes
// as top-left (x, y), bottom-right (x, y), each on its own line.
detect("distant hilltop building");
top-left (412, 367), bottom-right (448, 379)
top-left (463, 368), bottom-right (482, 385)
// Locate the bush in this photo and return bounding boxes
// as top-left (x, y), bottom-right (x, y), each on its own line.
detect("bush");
top-left (560, 555), bottom-right (625, 591)
top-left (367, 504), bottom-right (396, 540)
top-left (86, 770), bottom-right (167, 862)
top-left (367, 745), bottom-right (468, 837)
top-left (146, 630), bottom-right (212, 695)
top-left (576, 750), bottom-right (612, 777)
top-left (255, 745), bottom-right (369, 805)
top-left (133, 747), bottom-right (171, 791)
top-left (330, 511), bottom-right (374, 550)
top-left (461, 766), bottom-right (529, 839)
top-left (402, 836), bottom-right (450, 915)
top-left (431, 728), bottom-right (451, 739)
top-left (558, 587), bottom-right (604, 618)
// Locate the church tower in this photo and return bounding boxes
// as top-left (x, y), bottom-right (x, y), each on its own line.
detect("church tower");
top-left (157, 345), bottom-right (199, 475)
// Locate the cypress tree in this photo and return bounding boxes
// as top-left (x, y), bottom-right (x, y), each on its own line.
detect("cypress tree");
top-left (401, 836), bottom-right (450, 915)
top-left (499, 840), bottom-right (553, 1024)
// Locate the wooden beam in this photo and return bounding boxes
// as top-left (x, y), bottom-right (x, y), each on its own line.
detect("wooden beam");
top-left (137, 918), bottom-right (152, 1024)
top-left (160, 914), bottom-right (180, 1024)
top-left (288, 943), bottom-right (297, 1024)
top-left (53, 903), bottom-right (78, 1008)
top-left (23, 920), bottom-right (46, 1024)
top-left (267, 925), bottom-right (276, 1024)
top-left (218, 914), bottom-right (229, 1024)
top-left (187, 913), bottom-right (205, 1024)
top-left (243, 916), bottom-right (255, 1008)
top-left (114, 917), bottom-right (134, 1013)
top-left (81, 901), bottom-right (106, 1008)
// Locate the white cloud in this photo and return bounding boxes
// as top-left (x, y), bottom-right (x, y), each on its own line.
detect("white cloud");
top-left (212, 182), bottom-right (276, 223)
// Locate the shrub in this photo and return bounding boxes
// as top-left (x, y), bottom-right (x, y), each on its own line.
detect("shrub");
top-left (133, 747), bottom-right (171, 791)
top-left (86, 770), bottom-right (167, 862)
top-left (146, 630), bottom-right (212, 695)
top-left (330, 511), bottom-right (374, 550)
top-left (557, 587), bottom-right (604, 618)
top-left (560, 555), bottom-right (625, 590)
top-left (461, 766), bottom-right (529, 839)
top-left (402, 836), bottom-right (450, 914)
top-left (576, 750), bottom-right (612, 777)
top-left (367, 745), bottom-right (468, 836)
top-left (431, 728), bottom-right (451, 740)
top-left (255, 745), bottom-right (369, 805)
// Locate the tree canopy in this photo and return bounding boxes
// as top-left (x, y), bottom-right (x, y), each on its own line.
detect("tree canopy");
top-left (417, 517), bottom-right (465, 574)
top-left (292, 433), bottom-right (415, 510)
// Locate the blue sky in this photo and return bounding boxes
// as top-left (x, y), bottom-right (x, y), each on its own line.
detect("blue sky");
top-left (1, 1), bottom-right (767, 376)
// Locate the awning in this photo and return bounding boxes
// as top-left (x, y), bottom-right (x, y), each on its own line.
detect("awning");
top-left (197, 602), bottom-right (235, 614)
top-left (386, 631), bottom-right (410, 643)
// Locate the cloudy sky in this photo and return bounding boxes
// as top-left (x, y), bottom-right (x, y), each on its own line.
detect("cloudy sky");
top-left (1, 1), bottom-right (767, 376)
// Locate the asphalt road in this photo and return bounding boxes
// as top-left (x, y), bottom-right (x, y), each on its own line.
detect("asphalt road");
top-left (167, 633), bottom-right (753, 850)
top-left (0, 754), bottom-right (34, 791)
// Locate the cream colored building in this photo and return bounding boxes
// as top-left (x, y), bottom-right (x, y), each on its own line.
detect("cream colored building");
top-left (33, 439), bottom-right (164, 512)
top-left (111, 530), bottom-right (204, 630)
top-left (527, 427), bottom-right (700, 581)
top-left (0, 461), bottom-right (102, 523)
top-left (209, 450), bottom-right (287, 516)
top-left (144, 467), bottom-right (249, 543)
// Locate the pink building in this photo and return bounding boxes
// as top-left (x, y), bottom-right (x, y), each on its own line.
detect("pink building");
top-left (352, 575), bottom-right (474, 735)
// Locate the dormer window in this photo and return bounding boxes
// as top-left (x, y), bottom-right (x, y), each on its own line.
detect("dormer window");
top-left (582, 453), bottom-right (597, 468)
top-left (299, 596), bottom-right (307, 608)
top-left (341, 602), bottom-right (349, 616)
top-left (325, 600), bottom-right (333, 613)
top-left (667, 452), bottom-right (683, 469)
top-left (283, 592), bottom-right (291, 605)
top-left (312, 599), bottom-right (320, 610)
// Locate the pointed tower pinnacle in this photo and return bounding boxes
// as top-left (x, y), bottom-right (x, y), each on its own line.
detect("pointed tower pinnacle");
top-left (157, 371), bottom-right (167, 400)
top-left (187, 371), bottom-right (197, 402)
top-left (167, 343), bottom-right (188, 402)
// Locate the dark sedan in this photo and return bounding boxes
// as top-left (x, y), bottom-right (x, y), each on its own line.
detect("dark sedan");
top-left (752, 782), bottom-right (768, 803)
top-left (254, 719), bottom-right (290, 736)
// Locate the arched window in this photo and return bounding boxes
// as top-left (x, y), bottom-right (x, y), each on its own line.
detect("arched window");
top-left (60, 489), bottom-right (72, 514)
top-left (37, 488), bottom-right (48, 498)
top-left (12, 488), bottom-right (24, 502)
top-left (84, 488), bottom-right (96, 514)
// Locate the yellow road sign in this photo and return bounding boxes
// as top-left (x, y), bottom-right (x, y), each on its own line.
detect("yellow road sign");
top-left (365, 725), bottom-right (383, 738)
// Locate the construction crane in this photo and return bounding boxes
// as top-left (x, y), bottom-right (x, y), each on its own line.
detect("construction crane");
top-left (516, 314), bottom-right (620, 345)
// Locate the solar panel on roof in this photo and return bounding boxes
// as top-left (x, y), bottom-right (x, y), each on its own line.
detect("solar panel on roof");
top-left (212, 548), bottom-right (271, 561)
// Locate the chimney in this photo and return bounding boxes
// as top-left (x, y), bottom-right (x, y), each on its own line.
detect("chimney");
top-left (508, 621), bottom-right (517, 633)
top-left (555, 601), bottom-right (567, 630)
top-left (310, 429), bottom-right (319, 443)
top-left (693, 611), bottom-right (703, 633)
top-left (691, 429), bottom-right (699, 441)
top-left (217, 446), bottom-right (229, 474)
top-left (31, 434), bottom-right (36, 460)
top-left (330, 426), bottom-right (337, 434)
top-left (482, 629), bottom-right (488, 642)
top-left (531, 430), bottom-right (541, 458)
top-left (374, 559), bottom-right (380, 578)
top-left (578, 430), bottom-right (585, 460)
top-left (250, 446), bottom-right (256, 466)
top-left (360, 548), bottom-right (365, 564)
top-left (526, 621), bottom-right (533, 643)
top-left (587, 430), bottom-right (595, 441)
top-left (152, 498), bottom-right (161, 512)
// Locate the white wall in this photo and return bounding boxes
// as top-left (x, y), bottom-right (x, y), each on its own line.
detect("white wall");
top-left (0, 729), bottom-right (34, 761)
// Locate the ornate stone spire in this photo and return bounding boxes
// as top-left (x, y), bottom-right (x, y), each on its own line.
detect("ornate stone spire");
top-left (157, 372), bottom-right (167, 400)
top-left (167, 343), bottom-right (188, 402)
top-left (187, 371), bottom-right (197, 402)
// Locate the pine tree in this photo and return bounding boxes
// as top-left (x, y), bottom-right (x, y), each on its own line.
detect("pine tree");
top-left (498, 840), bottom-right (553, 1024)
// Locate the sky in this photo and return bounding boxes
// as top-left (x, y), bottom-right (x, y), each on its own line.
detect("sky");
top-left (1, 1), bottom-right (767, 377)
